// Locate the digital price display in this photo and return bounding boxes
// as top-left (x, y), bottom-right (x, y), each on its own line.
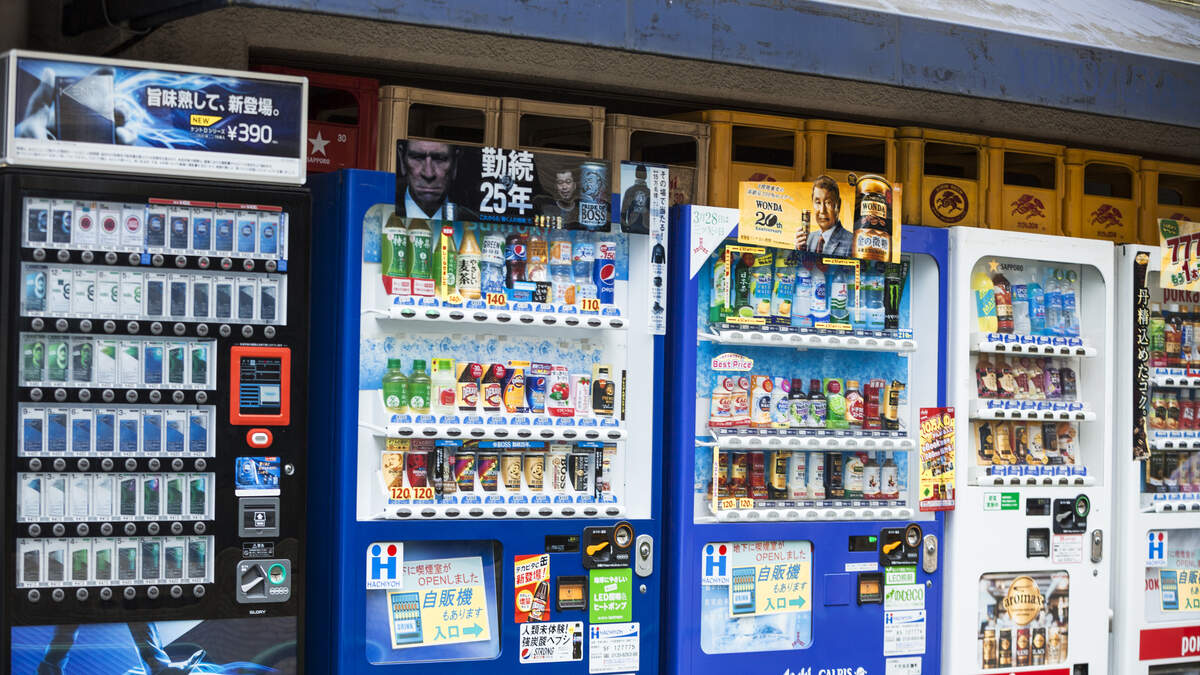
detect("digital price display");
top-left (229, 345), bottom-right (291, 425)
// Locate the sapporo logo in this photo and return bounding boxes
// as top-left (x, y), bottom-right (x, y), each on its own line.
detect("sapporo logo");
top-left (1002, 575), bottom-right (1045, 626)
top-left (1010, 194), bottom-right (1046, 220)
top-left (930, 183), bottom-right (968, 224)
top-left (1090, 204), bottom-right (1124, 229)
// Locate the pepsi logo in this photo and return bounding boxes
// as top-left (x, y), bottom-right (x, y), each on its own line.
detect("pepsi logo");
top-left (598, 263), bottom-right (616, 282)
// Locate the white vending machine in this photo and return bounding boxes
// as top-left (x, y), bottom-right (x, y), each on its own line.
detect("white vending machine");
top-left (1113, 243), bottom-right (1200, 675)
top-left (942, 227), bottom-right (1115, 675)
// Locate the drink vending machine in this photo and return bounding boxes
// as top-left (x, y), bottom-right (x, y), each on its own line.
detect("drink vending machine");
top-left (0, 52), bottom-right (311, 673)
top-left (1113, 239), bottom-right (1200, 674)
top-left (941, 226), bottom-right (1114, 675)
top-left (307, 155), bottom-right (665, 673)
top-left (663, 194), bottom-right (949, 674)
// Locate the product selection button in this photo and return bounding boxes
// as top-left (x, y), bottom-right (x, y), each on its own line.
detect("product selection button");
top-left (247, 429), bottom-right (273, 448)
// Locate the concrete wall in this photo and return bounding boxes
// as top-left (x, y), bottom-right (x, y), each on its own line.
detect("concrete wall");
top-left (36, 5), bottom-right (1200, 163)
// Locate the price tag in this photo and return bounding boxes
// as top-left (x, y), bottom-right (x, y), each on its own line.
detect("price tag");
top-left (389, 486), bottom-right (436, 500)
top-left (486, 292), bottom-right (508, 308)
top-left (580, 298), bottom-right (601, 312)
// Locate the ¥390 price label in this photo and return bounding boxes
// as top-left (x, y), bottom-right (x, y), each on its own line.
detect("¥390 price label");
top-left (390, 486), bottom-right (435, 500)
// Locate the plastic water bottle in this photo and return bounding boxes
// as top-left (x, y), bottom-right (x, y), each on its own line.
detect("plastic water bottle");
top-left (1027, 275), bottom-right (1046, 335)
top-left (1043, 267), bottom-right (1063, 336)
top-left (829, 266), bottom-right (850, 325)
top-left (809, 264), bottom-right (829, 324)
top-left (864, 269), bottom-right (885, 330)
top-left (1012, 284), bottom-right (1031, 335)
top-left (1062, 270), bottom-right (1080, 337)
top-left (573, 235), bottom-right (598, 302)
top-left (792, 263), bottom-right (813, 327)
top-left (549, 229), bottom-right (574, 305)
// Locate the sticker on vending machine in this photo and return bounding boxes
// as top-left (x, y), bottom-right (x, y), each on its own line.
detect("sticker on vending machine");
top-left (514, 554), bottom-right (551, 622)
top-left (588, 622), bottom-right (640, 674)
top-left (519, 621), bottom-right (583, 664)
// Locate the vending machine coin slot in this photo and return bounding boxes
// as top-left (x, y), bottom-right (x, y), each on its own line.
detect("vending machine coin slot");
top-left (1026, 528), bottom-right (1050, 557)
top-left (582, 522), bottom-right (634, 569)
top-left (879, 525), bottom-right (922, 566)
top-left (234, 558), bottom-right (291, 603)
top-left (1052, 495), bottom-right (1089, 534)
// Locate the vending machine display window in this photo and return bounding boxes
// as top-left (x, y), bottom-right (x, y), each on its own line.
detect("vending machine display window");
top-left (699, 540), bottom-right (813, 654)
top-left (1144, 529), bottom-right (1200, 623)
top-left (976, 570), bottom-right (1069, 670)
top-left (363, 540), bottom-right (503, 663)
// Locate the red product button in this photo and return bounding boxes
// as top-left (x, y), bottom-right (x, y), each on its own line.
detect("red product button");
top-left (1141, 624), bottom-right (1200, 660)
top-left (247, 429), bottom-right (274, 448)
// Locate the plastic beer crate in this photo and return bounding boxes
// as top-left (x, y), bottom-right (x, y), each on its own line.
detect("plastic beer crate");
top-left (804, 119), bottom-right (898, 185)
top-left (670, 110), bottom-right (804, 208)
top-left (376, 86), bottom-right (501, 172)
top-left (254, 65), bottom-right (379, 173)
top-left (898, 127), bottom-right (988, 228)
top-left (1140, 159), bottom-right (1200, 244)
top-left (605, 113), bottom-right (710, 206)
top-left (1064, 148), bottom-right (1141, 243)
top-left (985, 138), bottom-right (1066, 235)
top-left (499, 98), bottom-right (606, 158)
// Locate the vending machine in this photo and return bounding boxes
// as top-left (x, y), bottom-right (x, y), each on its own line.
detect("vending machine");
top-left (663, 196), bottom-right (949, 675)
top-left (307, 157), bottom-right (665, 673)
top-left (0, 52), bottom-right (311, 673)
top-left (941, 226), bottom-right (1114, 675)
top-left (1112, 241), bottom-right (1200, 674)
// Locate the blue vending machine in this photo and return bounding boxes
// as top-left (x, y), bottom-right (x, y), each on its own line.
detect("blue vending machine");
top-left (664, 203), bottom-right (949, 675)
top-left (307, 160), bottom-right (665, 674)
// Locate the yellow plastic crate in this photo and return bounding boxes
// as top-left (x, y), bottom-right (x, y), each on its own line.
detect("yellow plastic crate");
top-left (671, 110), bottom-right (804, 209)
top-left (804, 119), bottom-right (897, 185)
top-left (1141, 160), bottom-right (1200, 244)
top-left (605, 114), bottom-right (710, 206)
top-left (499, 98), bottom-right (606, 158)
top-left (985, 138), bottom-right (1066, 235)
top-left (1065, 149), bottom-right (1141, 243)
top-left (898, 127), bottom-right (988, 228)
top-left (376, 86), bottom-right (500, 173)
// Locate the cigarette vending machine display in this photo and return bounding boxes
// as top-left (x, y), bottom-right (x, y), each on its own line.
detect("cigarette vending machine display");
top-left (1113, 242), bottom-right (1200, 674)
top-left (941, 227), bottom-right (1114, 675)
top-left (0, 53), bottom-right (311, 675)
top-left (663, 203), bottom-right (948, 675)
top-left (307, 161), bottom-right (664, 673)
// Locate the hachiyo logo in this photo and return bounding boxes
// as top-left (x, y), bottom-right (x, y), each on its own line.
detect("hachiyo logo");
top-left (930, 183), bottom-right (968, 224)
top-left (1090, 204), bottom-right (1124, 229)
top-left (1148, 531), bottom-right (1168, 566)
top-left (366, 542), bottom-right (403, 589)
top-left (1010, 194), bottom-right (1047, 220)
top-left (703, 543), bottom-right (728, 584)
top-left (782, 662), bottom-right (868, 667)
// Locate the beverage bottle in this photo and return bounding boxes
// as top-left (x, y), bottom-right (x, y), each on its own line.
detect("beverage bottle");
top-left (527, 229), bottom-right (549, 282)
top-left (791, 262), bottom-right (813, 327)
top-left (431, 358), bottom-right (457, 415)
top-left (408, 359), bottom-right (432, 414)
top-left (971, 269), bottom-right (997, 333)
top-left (549, 228), bottom-right (575, 305)
top-left (1166, 305), bottom-right (1183, 367)
top-left (862, 453), bottom-right (880, 499)
top-left (382, 214), bottom-right (409, 295)
top-left (881, 452), bottom-right (899, 499)
top-left (481, 231), bottom-right (506, 295)
top-left (1043, 268), bottom-right (1063, 336)
top-left (992, 273), bottom-right (1014, 333)
top-left (1026, 274), bottom-right (1046, 335)
top-left (829, 266), bottom-right (850, 325)
top-left (1150, 303), bottom-right (1166, 366)
top-left (456, 362), bottom-right (482, 412)
top-left (456, 224), bottom-right (482, 300)
top-left (710, 245), bottom-right (730, 323)
top-left (734, 252), bottom-right (755, 315)
top-left (825, 379), bottom-right (848, 429)
top-left (845, 379), bottom-right (864, 429)
top-left (864, 268), bottom-right (885, 330)
top-left (381, 358), bottom-right (409, 414)
top-left (504, 233), bottom-right (528, 287)
top-left (1062, 270), bottom-right (1080, 337)
top-left (406, 219), bottom-right (434, 297)
top-left (807, 451), bottom-right (826, 499)
top-left (807, 378), bottom-right (827, 428)
top-left (809, 263), bottom-right (830, 325)
top-left (481, 364), bottom-right (506, 413)
top-left (789, 377), bottom-right (809, 427)
top-left (431, 224), bottom-right (458, 301)
top-left (771, 252), bottom-right (796, 320)
top-left (750, 251), bottom-right (774, 318)
top-left (573, 236), bottom-right (598, 302)
top-left (1012, 284), bottom-right (1031, 334)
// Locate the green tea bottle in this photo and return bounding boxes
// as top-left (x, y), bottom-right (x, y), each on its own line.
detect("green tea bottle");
top-left (409, 359), bottom-right (432, 414)
top-left (382, 358), bottom-right (409, 414)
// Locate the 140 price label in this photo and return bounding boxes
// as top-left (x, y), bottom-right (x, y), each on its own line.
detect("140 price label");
top-left (486, 292), bottom-right (508, 308)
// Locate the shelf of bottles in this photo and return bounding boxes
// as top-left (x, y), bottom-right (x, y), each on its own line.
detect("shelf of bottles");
top-left (1141, 302), bottom-right (1200, 510)
top-left (969, 260), bottom-right (1095, 487)
top-left (373, 216), bottom-right (624, 330)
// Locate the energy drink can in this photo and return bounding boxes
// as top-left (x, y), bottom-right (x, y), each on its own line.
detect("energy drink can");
top-left (569, 452), bottom-right (590, 492)
top-left (578, 161), bottom-right (609, 231)
top-left (594, 241), bottom-right (616, 304)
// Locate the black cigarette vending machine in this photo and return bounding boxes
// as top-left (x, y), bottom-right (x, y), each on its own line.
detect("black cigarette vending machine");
top-left (0, 51), bottom-right (310, 675)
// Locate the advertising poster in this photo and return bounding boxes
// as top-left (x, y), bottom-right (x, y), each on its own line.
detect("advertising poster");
top-left (737, 176), bottom-right (902, 263)
top-left (1132, 250), bottom-right (1150, 461)
top-left (394, 141), bottom-right (611, 231)
top-left (918, 407), bottom-right (956, 511)
top-left (514, 554), bottom-right (550, 623)
top-left (519, 621), bottom-right (583, 664)
top-left (620, 161), bottom-right (670, 334)
top-left (1159, 218), bottom-right (1200, 291)
top-left (589, 568), bottom-right (633, 624)
top-left (7, 53), bottom-right (306, 183)
top-left (1145, 529), bottom-right (1200, 623)
top-left (977, 571), bottom-right (1069, 670)
top-left (699, 541), bottom-right (813, 654)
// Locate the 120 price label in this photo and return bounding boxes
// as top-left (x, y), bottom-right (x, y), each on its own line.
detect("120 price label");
top-left (389, 486), bottom-right (435, 500)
